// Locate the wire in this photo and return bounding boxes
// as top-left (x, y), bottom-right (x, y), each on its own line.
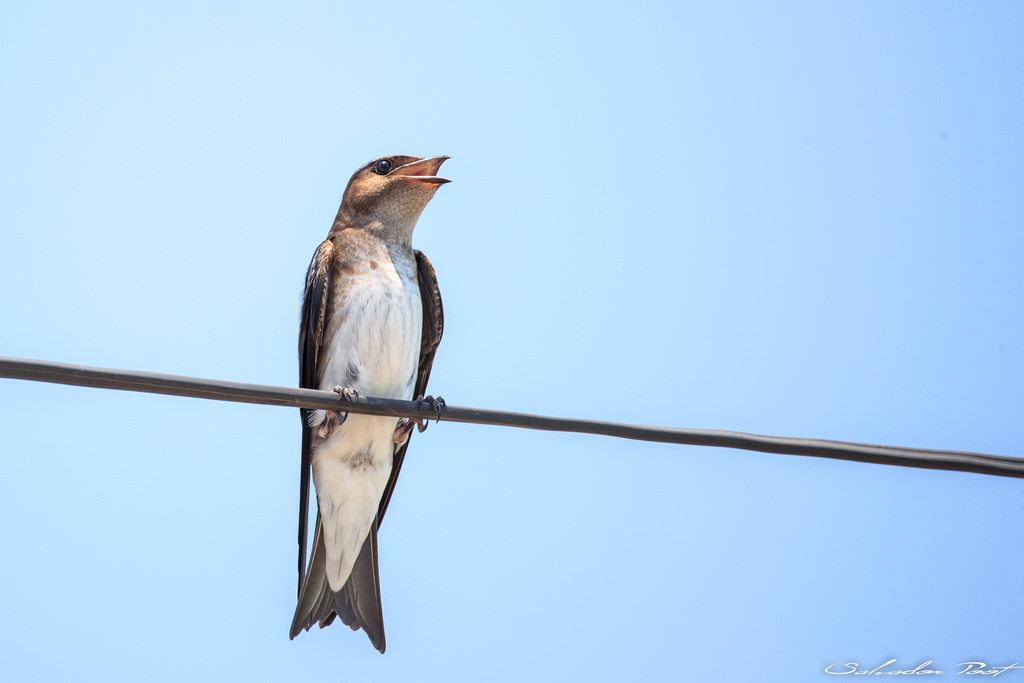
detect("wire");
top-left (2, 356), bottom-right (1021, 479)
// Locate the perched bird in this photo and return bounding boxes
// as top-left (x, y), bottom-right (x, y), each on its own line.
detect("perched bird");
top-left (289, 155), bottom-right (449, 652)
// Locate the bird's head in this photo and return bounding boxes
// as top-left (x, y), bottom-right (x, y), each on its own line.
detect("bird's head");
top-left (335, 155), bottom-right (450, 242)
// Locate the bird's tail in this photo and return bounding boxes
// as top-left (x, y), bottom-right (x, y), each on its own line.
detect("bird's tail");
top-left (289, 513), bottom-right (386, 653)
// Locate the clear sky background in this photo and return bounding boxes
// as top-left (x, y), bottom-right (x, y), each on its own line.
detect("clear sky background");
top-left (1, 2), bottom-right (1022, 681)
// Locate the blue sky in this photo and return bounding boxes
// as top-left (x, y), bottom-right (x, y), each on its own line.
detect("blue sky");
top-left (1, 2), bottom-right (1022, 681)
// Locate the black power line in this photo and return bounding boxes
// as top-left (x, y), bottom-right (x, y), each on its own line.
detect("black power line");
top-left (1, 356), bottom-right (1021, 479)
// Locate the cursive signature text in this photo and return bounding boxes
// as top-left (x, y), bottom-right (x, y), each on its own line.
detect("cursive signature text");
top-left (825, 660), bottom-right (1024, 677)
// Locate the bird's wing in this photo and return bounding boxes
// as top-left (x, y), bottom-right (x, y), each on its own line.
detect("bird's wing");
top-left (297, 239), bottom-right (334, 597)
top-left (376, 249), bottom-right (444, 524)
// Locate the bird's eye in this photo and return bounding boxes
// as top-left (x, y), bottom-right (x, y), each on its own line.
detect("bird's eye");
top-left (373, 159), bottom-right (393, 175)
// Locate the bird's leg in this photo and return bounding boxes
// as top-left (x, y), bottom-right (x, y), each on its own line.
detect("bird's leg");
top-left (317, 386), bottom-right (359, 438)
top-left (393, 418), bottom-right (416, 445)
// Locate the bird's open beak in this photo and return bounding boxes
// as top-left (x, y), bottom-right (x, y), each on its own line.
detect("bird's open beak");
top-left (391, 155), bottom-right (451, 185)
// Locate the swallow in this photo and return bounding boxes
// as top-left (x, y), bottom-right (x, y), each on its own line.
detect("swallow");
top-left (289, 155), bottom-right (448, 652)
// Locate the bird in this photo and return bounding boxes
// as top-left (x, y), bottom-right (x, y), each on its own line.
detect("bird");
top-left (289, 154), bottom-right (449, 653)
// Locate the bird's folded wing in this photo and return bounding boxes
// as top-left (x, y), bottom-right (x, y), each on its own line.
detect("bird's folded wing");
top-left (297, 239), bottom-right (334, 596)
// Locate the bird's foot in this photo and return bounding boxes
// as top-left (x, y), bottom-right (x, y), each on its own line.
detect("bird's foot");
top-left (335, 386), bottom-right (360, 403)
top-left (392, 396), bottom-right (445, 442)
top-left (415, 394), bottom-right (445, 432)
top-left (318, 386), bottom-right (359, 438)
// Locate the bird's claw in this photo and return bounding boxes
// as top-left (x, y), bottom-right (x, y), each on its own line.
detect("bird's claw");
top-left (333, 386), bottom-right (360, 403)
top-left (415, 395), bottom-right (445, 432)
top-left (325, 386), bottom-right (359, 427)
